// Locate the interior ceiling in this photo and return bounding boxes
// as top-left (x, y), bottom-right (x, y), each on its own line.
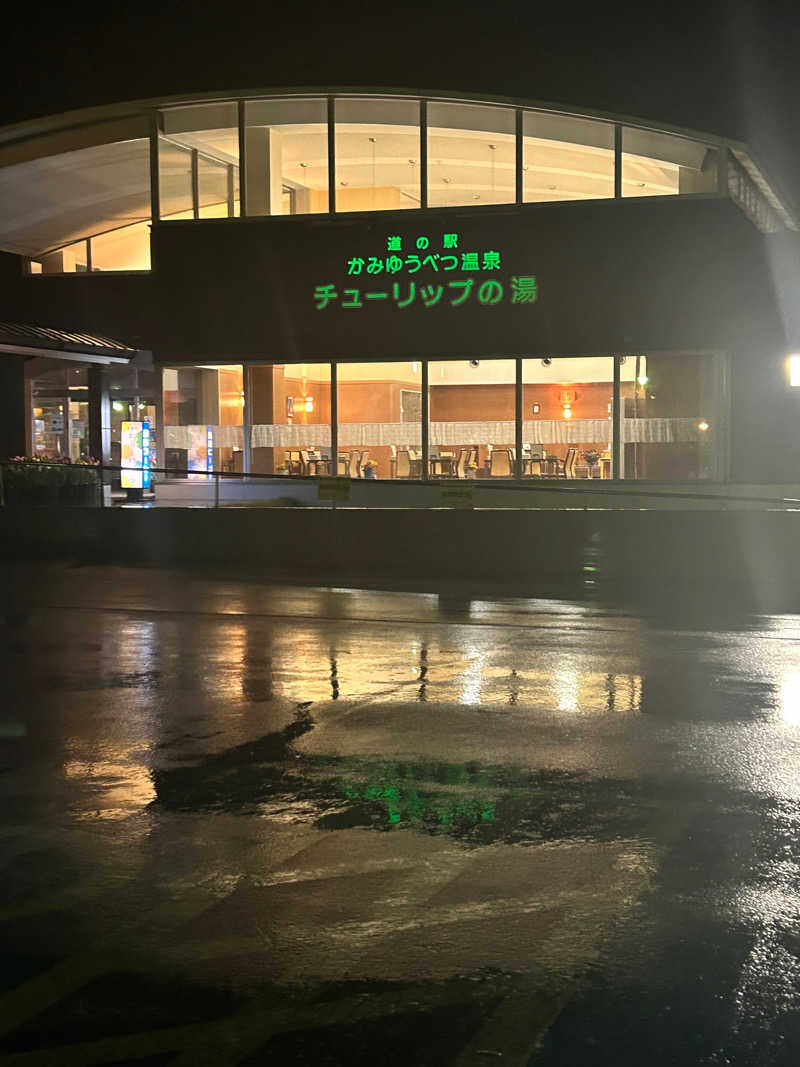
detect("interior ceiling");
top-left (0, 139), bottom-right (150, 255)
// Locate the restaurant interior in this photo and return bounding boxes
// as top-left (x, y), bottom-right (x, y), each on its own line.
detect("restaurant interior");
top-left (161, 354), bottom-right (718, 482)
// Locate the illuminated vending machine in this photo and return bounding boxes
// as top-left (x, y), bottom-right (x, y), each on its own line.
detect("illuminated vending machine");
top-left (120, 420), bottom-right (151, 501)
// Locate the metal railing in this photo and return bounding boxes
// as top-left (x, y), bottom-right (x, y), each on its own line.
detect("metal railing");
top-left (3, 461), bottom-right (800, 511)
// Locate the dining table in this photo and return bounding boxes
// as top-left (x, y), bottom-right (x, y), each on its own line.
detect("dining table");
top-left (523, 456), bottom-right (560, 477)
top-left (306, 456), bottom-right (330, 476)
top-left (428, 455), bottom-right (456, 477)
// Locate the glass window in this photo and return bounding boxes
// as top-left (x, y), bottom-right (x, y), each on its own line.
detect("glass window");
top-left (523, 112), bottom-right (614, 203)
top-left (0, 134), bottom-right (151, 261)
top-left (621, 353), bottom-right (721, 480)
top-left (248, 364), bottom-right (332, 475)
top-left (39, 239), bottom-right (89, 274)
top-left (162, 365), bottom-right (244, 476)
top-left (427, 102), bottom-right (516, 209)
top-left (244, 98), bottom-right (328, 216)
top-left (29, 366), bottom-right (92, 462)
top-left (429, 360), bottom-right (516, 478)
top-left (198, 154), bottom-right (236, 219)
top-left (335, 98), bottom-right (420, 212)
top-left (622, 128), bottom-right (718, 197)
top-left (158, 140), bottom-right (193, 220)
top-left (337, 362), bottom-right (422, 479)
top-left (90, 221), bottom-right (151, 271)
top-left (522, 357), bottom-right (615, 479)
top-left (31, 368), bottom-right (69, 458)
top-left (160, 103), bottom-right (240, 218)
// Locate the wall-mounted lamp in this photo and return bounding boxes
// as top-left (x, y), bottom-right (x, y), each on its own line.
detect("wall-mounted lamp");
top-left (304, 397), bottom-right (314, 413)
top-left (532, 402), bottom-right (540, 414)
top-left (562, 405), bottom-right (572, 420)
top-left (698, 420), bottom-right (710, 432)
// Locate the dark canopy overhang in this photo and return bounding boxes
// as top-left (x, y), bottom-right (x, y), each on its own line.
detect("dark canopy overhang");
top-left (0, 321), bottom-right (143, 364)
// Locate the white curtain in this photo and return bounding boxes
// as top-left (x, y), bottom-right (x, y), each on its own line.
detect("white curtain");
top-left (623, 418), bottom-right (704, 443)
top-left (431, 419), bottom-right (704, 444)
top-left (195, 418), bottom-right (705, 452)
top-left (250, 424), bottom-right (332, 447)
top-left (164, 425), bottom-right (243, 449)
top-left (337, 422), bottom-right (421, 446)
top-left (520, 420), bottom-right (611, 444)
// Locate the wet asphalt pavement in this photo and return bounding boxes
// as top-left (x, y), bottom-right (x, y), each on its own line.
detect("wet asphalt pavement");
top-left (3, 563), bottom-right (800, 1064)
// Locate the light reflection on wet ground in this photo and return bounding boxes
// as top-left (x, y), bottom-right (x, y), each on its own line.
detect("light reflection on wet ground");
top-left (4, 563), bottom-right (800, 1062)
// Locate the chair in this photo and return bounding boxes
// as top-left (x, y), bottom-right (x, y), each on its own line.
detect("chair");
top-left (556, 446), bottom-right (578, 479)
top-left (455, 448), bottom-right (468, 479)
top-left (440, 451), bottom-right (456, 477)
top-left (299, 450), bottom-right (311, 476)
top-left (356, 451), bottom-right (368, 477)
top-left (395, 449), bottom-right (412, 478)
top-left (489, 449), bottom-right (513, 477)
top-left (338, 451), bottom-right (359, 477)
top-left (285, 450), bottom-right (302, 475)
top-left (565, 447), bottom-right (578, 479)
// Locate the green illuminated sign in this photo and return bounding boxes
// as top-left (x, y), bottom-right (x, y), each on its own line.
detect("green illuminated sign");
top-left (313, 232), bottom-right (537, 311)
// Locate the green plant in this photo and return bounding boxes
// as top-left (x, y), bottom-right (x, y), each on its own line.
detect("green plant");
top-left (1, 459), bottom-right (100, 502)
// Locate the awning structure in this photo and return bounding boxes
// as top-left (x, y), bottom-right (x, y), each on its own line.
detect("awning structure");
top-left (0, 321), bottom-right (144, 364)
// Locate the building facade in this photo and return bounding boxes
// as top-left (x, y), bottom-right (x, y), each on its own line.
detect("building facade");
top-left (1, 89), bottom-right (798, 487)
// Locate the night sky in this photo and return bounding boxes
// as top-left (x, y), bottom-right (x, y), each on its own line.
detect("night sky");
top-left (3, 0), bottom-right (800, 207)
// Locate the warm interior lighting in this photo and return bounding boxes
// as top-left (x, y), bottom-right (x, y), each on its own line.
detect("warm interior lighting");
top-left (563, 405), bottom-right (572, 419)
top-left (637, 374), bottom-right (649, 386)
top-left (698, 420), bottom-right (709, 432)
top-left (304, 397), bottom-right (314, 413)
top-left (789, 354), bottom-right (800, 387)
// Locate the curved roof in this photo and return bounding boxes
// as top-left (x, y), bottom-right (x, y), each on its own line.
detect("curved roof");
top-left (0, 87), bottom-right (794, 263)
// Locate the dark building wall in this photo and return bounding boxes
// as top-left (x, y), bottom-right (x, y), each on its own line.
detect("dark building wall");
top-left (0, 355), bottom-right (26, 458)
top-left (0, 251), bottom-right (155, 352)
top-left (142, 197), bottom-right (788, 364)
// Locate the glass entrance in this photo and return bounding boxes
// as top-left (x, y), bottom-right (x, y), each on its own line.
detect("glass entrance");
top-left (30, 366), bottom-right (90, 461)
